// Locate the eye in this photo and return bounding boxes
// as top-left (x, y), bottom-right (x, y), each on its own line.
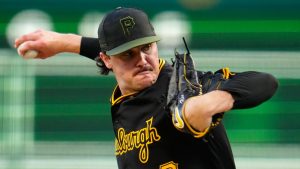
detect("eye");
top-left (141, 43), bottom-right (152, 54)
top-left (119, 51), bottom-right (133, 61)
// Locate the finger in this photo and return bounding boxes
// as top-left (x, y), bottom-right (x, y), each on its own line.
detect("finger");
top-left (17, 42), bottom-right (29, 57)
top-left (14, 30), bottom-right (43, 48)
top-left (19, 41), bottom-right (49, 59)
top-left (15, 33), bottom-right (40, 48)
top-left (17, 41), bottom-right (38, 57)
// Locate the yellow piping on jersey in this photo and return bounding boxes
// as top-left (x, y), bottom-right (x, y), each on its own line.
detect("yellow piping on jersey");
top-left (172, 106), bottom-right (185, 129)
top-left (159, 58), bottom-right (165, 70)
top-left (111, 86), bottom-right (137, 105)
top-left (110, 58), bottom-right (166, 106)
top-left (222, 67), bottom-right (235, 79)
top-left (181, 101), bottom-right (210, 138)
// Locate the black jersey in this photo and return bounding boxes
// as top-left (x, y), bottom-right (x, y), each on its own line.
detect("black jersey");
top-left (79, 37), bottom-right (278, 169)
top-left (110, 59), bottom-right (235, 169)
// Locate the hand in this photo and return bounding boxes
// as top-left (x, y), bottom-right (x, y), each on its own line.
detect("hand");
top-left (14, 29), bottom-right (81, 59)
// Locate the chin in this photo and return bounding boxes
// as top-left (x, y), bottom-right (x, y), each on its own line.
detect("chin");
top-left (137, 78), bottom-right (157, 90)
top-left (139, 81), bottom-right (154, 89)
top-left (134, 72), bottom-right (158, 88)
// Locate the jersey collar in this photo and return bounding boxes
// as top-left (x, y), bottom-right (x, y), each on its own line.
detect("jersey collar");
top-left (110, 58), bottom-right (166, 106)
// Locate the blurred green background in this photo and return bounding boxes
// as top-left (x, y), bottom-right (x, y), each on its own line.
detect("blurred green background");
top-left (0, 0), bottom-right (300, 169)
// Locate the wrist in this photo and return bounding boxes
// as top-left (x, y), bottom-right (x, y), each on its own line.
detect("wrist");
top-left (60, 33), bottom-right (82, 54)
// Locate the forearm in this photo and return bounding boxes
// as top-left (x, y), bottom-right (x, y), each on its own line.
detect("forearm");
top-left (50, 35), bottom-right (100, 60)
top-left (61, 33), bottom-right (81, 54)
top-left (41, 33), bottom-right (82, 56)
top-left (183, 90), bottom-right (234, 132)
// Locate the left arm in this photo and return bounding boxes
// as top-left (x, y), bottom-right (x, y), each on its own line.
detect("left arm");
top-left (183, 70), bottom-right (278, 133)
top-left (183, 90), bottom-right (234, 132)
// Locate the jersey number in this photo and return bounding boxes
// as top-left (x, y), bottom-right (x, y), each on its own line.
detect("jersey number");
top-left (160, 161), bottom-right (178, 169)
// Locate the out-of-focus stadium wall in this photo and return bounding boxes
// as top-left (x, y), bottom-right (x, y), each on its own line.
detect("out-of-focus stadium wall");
top-left (1, 0), bottom-right (299, 169)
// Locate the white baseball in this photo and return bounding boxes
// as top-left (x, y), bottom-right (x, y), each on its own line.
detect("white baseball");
top-left (18, 43), bottom-right (39, 59)
top-left (23, 50), bottom-right (39, 59)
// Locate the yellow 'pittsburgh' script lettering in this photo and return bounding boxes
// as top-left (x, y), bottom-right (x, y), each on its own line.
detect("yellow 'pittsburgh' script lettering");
top-left (115, 117), bottom-right (161, 163)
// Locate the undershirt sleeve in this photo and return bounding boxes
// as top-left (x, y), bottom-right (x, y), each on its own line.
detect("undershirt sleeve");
top-left (79, 37), bottom-right (101, 60)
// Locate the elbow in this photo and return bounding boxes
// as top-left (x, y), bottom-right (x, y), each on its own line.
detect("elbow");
top-left (263, 73), bottom-right (278, 99)
top-left (233, 72), bottom-right (278, 109)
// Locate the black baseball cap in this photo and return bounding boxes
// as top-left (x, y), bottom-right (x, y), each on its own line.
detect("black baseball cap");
top-left (98, 7), bottom-right (160, 55)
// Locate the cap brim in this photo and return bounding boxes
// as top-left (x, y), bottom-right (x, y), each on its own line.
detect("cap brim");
top-left (106, 36), bottom-right (160, 56)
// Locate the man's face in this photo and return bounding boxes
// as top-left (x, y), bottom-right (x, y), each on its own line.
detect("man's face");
top-left (100, 42), bottom-right (160, 95)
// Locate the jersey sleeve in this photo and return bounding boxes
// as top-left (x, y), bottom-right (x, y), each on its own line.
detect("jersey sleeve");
top-left (220, 71), bottom-right (278, 109)
top-left (199, 68), bottom-right (278, 109)
top-left (198, 68), bottom-right (278, 129)
top-left (79, 37), bottom-right (101, 60)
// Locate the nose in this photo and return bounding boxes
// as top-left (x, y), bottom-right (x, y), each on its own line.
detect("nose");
top-left (137, 51), bottom-right (148, 67)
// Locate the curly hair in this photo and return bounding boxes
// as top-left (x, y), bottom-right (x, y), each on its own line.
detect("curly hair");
top-left (95, 56), bottom-right (112, 75)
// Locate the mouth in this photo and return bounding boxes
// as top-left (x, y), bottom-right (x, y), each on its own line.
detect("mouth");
top-left (135, 66), bottom-right (153, 76)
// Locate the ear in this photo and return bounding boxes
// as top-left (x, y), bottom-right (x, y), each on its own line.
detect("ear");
top-left (100, 52), bottom-right (112, 69)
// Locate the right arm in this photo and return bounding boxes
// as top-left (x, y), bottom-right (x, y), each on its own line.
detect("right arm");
top-left (80, 37), bottom-right (100, 59)
top-left (15, 29), bottom-right (100, 60)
